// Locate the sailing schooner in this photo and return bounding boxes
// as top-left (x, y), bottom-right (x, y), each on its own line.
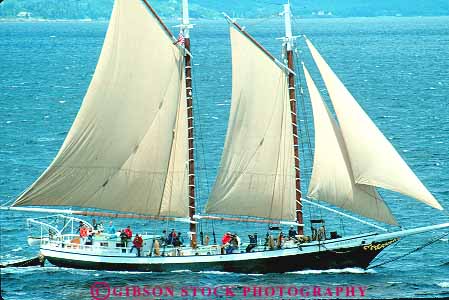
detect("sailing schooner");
top-left (1, 0), bottom-right (448, 273)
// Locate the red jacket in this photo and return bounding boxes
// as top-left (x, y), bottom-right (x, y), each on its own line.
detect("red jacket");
top-left (133, 236), bottom-right (143, 248)
top-left (80, 227), bottom-right (88, 238)
top-left (222, 234), bottom-right (231, 245)
top-left (124, 228), bottom-right (132, 239)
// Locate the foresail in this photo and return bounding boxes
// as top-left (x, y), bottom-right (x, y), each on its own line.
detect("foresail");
top-left (305, 38), bottom-right (443, 211)
top-left (206, 26), bottom-right (296, 221)
top-left (304, 65), bottom-right (397, 225)
top-left (13, 0), bottom-right (189, 217)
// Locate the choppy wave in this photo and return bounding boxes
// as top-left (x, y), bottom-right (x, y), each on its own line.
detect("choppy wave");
top-left (0, 266), bottom-right (43, 274)
top-left (437, 282), bottom-right (449, 288)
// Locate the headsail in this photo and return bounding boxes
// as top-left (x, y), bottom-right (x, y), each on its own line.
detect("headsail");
top-left (305, 38), bottom-right (443, 211)
top-left (303, 64), bottom-right (397, 225)
top-left (12, 0), bottom-right (189, 217)
top-left (206, 25), bottom-right (296, 221)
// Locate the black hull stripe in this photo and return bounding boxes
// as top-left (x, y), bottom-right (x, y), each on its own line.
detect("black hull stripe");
top-left (45, 244), bottom-right (386, 274)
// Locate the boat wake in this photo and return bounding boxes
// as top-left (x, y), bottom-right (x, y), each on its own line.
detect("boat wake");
top-left (0, 266), bottom-right (42, 274)
top-left (172, 269), bottom-right (373, 275)
top-left (286, 268), bottom-right (376, 275)
top-left (198, 270), bottom-right (236, 275)
top-left (170, 269), bottom-right (193, 273)
top-left (106, 270), bottom-right (153, 274)
top-left (437, 282), bottom-right (449, 288)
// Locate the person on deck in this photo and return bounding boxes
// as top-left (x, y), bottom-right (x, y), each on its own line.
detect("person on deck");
top-left (221, 232), bottom-right (232, 245)
top-left (167, 229), bottom-right (177, 246)
top-left (108, 221), bottom-right (116, 235)
top-left (226, 234), bottom-right (240, 254)
top-left (77, 221), bottom-right (84, 233)
top-left (79, 225), bottom-right (88, 245)
top-left (130, 234), bottom-right (143, 256)
top-left (246, 233), bottom-right (258, 253)
top-left (124, 226), bottom-right (133, 239)
top-left (231, 233), bottom-right (241, 254)
top-left (92, 219), bottom-right (98, 231)
top-left (160, 230), bottom-right (167, 246)
top-left (204, 235), bottom-right (210, 246)
top-left (120, 230), bottom-right (129, 247)
top-left (288, 226), bottom-right (297, 240)
top-left (276, 232), bottom-right (284, 249)
top-left (98, 221), bottom-right (104, 232)
top-left (221, 232), bottom-right (232, 254)
top-left (86, 232), bottom-right (94, 245)
top-left (234, 233), bottom-right (241, 247)
top-left (174, 232), bottom-right (184, 247)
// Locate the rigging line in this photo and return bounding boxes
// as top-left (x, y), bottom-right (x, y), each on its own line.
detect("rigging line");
top-left (0, 197), bottom-right (16, 208)
top-left (293, 53), bottom-right (315, 218)
top-left (295, 55), bottom-right (314, 160)
top-left (295, 52), bottom-right (325, 221)
top-left (190, 62), bottom-right (212, 205)
top-left (224, 15), bottom-right (295, 75)
top-left (301, 197), bottom-right (388, 232)
top-left (368, 231), bottom-right (449, 269)
top-left (294, 61), bottom-right (313, 174)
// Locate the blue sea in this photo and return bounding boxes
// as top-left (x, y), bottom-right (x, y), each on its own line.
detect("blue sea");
top-left (1, 15), bottom-right (449, 299)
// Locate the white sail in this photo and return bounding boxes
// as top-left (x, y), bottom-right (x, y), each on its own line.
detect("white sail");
top-left (304, 65), bottom-right (397, 225)
top-left (12, 0), bottom-right (189, 217)
top-left (206, 26), bottom-right (296, 221)
top-left (305, 38), bottom-right (443, 211)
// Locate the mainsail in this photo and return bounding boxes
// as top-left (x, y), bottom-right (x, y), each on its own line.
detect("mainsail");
top-left (12, 0), bottom-right (190, 217)
top-left (303, 64), bottom-right (397, 225)
top-left (305, 38), bottom-right (443, 211)
top-left (206, 25), bottom-right (296, 221)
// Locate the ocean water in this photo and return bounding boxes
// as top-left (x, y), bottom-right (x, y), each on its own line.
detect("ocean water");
top-left (1, 16), bottom-right (449, 299)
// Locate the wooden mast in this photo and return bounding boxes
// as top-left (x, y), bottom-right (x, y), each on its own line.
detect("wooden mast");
top-left (181, 0), bottom-right (197, 247)
top-left (142, 0), bottom-right (197, 243)
top-left (283, 3), bottom-right (303, 235)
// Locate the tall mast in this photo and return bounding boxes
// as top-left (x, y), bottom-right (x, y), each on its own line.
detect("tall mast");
top-left (181, 0), bottom-right (197, 247)
top-left (283, 2), bottom-right (303, 235)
